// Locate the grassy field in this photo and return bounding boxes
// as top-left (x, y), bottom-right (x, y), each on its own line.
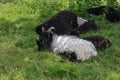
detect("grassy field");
top-left (0, 0), bottom-right (120, 80)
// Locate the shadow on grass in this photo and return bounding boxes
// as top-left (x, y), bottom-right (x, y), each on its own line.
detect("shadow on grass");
top-left (0, 16), bottom-right (41, 49)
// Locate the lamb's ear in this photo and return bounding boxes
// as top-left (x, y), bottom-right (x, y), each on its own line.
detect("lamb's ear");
top-left (42, 27), bottom-right (46, 32)
top-left (88, 19), bottom-right (94, 22)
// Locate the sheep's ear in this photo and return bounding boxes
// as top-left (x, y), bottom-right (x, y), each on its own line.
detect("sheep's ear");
top-left (42, 27), bottom-right (46, 32)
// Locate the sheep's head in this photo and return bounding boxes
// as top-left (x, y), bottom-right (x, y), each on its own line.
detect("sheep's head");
top-left (39, 27), bottom-right (55, 49)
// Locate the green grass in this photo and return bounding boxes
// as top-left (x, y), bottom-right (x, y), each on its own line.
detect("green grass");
top-left (0, 0), bottom-right (120, 80)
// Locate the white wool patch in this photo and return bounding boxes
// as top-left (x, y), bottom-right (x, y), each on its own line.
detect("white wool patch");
top-left (51, 35), bottom-right (97, 61)
top-left (77, 17), bottom-right (88, 26)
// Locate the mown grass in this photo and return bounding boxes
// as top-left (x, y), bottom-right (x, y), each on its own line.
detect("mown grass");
top-left (0, 0), bottom-right (120, 80)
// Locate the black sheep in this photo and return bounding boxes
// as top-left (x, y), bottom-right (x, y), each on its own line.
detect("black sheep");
top-left (56, 10), bottom-right (78, 29)
top-left (105, 7), bottom-right (120, 22)
top-left (87, 6), bottom-right (106, 15)
top-left (35, 10), bottom-right (78, 36)
top-left (36, 15), bottom-right (72, 35)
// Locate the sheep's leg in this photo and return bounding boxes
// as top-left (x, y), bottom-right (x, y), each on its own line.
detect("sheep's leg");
top-left (69, 52), bottom-right (77, 62)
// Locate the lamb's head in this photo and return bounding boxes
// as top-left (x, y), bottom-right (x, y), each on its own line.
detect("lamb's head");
top-left (78, 20), bottom-right (98, 34)
top-left (85, 20), bottom-right (98, 30)
top-left (99, 38), bottom-right (112, 49)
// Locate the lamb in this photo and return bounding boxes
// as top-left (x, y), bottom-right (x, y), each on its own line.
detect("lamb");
top-left (83, 35), bottom-right (112, 50)
top-left (40, 27), bottom-right (97, 61)
top-left (71, 17), bottom-right (98, 34)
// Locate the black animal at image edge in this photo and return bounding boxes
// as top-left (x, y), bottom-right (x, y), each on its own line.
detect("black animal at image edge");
top-left (87, 6), bottom-right (120, 22)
